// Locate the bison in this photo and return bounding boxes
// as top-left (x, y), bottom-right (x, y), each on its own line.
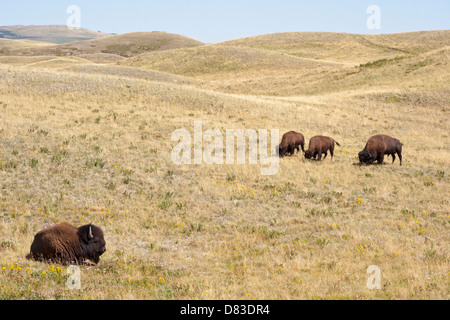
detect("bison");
top-left (358, 134), bottom-right (403, 166)
top-left (278, 131), bottom-right (305, 157)
top-left (27, 222), bottom-right (106, 265)
top-left (304, 135), bottom-right (341, 161)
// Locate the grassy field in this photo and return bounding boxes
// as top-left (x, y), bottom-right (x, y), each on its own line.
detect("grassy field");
top-left (0, 30), bottom-right (449, 300)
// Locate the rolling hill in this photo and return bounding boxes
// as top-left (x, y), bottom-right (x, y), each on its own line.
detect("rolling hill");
top-left (0, 38), bottom-right (53, 55)
top-left (117, 31), bottom-right (449, 96)
top-left (219, 30), bottom-right (450, 64)
top-left (0, 31), bottom-right (205, 57)
top-left (0, 25), bottom-right (111, 44)
top-left (118, 44), bottom-right (344, 77)
top-left (1, 29), bottom-right (447, 96)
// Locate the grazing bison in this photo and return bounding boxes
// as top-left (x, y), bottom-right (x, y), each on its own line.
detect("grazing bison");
top-left (27, 222), bottom-right (106, 265)
top-left (278, 131), bottom-right (305, 157)
top-left (304, 135), bottom-right (341, 161)
top-left (359, 134), bottom-right (403, 166)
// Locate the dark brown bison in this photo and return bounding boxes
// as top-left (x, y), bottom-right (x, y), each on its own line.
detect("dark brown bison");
top-left (358, 134), bottom-right (403, 165)
top-left (278, 131), bottom-right (305, 157)
top-left (27, 222), bottom-right (106, 265)
top-left (304, 135), bottom-right (340, 161)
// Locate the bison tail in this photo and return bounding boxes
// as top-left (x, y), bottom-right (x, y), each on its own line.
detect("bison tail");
top-left (335, 140), bottom-right (341, 147)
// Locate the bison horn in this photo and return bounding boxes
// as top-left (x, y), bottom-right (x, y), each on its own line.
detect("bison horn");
top-left (88, 225), bottom-right (93, 239)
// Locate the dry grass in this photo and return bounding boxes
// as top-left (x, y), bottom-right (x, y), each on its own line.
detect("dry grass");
top-left (0, 25), bottom-right (111, 44)
top-left (119, 44), bottom-right (343, 76)
top-left (119, 33), bottom-right (449, 96)
top-left (0, 31), bottom-right (449, 300)
top-left (1, 32), bottom-right (204, 58)
top-left (0, 39), bottom-right (53, 53)
top-left (220, 30), bottom-right (450, 63)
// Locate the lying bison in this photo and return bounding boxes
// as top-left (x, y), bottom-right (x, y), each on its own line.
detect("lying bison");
top-left (278, 131), bottom-right (305, 157)
top-left (27, 222), bottom-right (106, 265)
top-left (304, 135), bottom-right (340, 161)
top-left (358, 134), bottom-right (403, 166)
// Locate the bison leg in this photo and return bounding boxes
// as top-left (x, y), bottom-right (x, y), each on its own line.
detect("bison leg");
top-left (322, 152), bottom-right (328, 161)
top-left (317, 152), bottom-right (323, 161)
top-left (377, 155), bottom-right (384, 165)
top-left (288, 146), bottom-right (295, 156)
top-left (391, 154), bottom-right (396, 164)
top-left (398, 152), bottom-right (402, 166)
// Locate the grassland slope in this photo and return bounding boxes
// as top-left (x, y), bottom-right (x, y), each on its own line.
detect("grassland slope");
top-left (0, 30), bottom-right (448, 300)
top-left (119, 44), bottom-right (344, 77)
top-left (115, 31), bottom-right (449, 96)
top-left (0, 25), bottom-right (111, 44)
top-left (219, 31), bottom-right (450, 64)
top-left (0, 32), bottom-right (205, 57)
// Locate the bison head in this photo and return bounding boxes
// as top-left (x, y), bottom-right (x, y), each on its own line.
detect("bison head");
top-left (304, 150), bottom-right (313, 159)
top-left (358, 150), bottom-right (374, 165)
top-left (77, 224), bottom-right (106, 264)
top-left (278, 145), bottom-right (287, 158)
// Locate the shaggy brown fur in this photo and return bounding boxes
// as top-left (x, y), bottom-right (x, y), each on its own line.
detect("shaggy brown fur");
top-left (359, 134), bottom-right (403, 165)
top-left (27, 222), bottom-right (106, 265)
top-left (304, 135), bottom-right (340, 161)
top-left (278, 131), bottom-right (305, 157)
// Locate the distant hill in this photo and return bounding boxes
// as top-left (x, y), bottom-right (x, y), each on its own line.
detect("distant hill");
top-left (220, 30), bottom-right (450, 64)
top-left (0, 25), bottom-right (111, 44)
top-left (119, 44), bottom-right (343, 77)
top-left (1, 27), bottom-right (447, 97)
top-left (119, 30), bottom-right (449, 95)
top-left (0, 31), bottom-right (205, 57)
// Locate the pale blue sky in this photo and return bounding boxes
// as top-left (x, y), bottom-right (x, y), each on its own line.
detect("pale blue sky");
top-left (0, 0), bottom-right (448, 43)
